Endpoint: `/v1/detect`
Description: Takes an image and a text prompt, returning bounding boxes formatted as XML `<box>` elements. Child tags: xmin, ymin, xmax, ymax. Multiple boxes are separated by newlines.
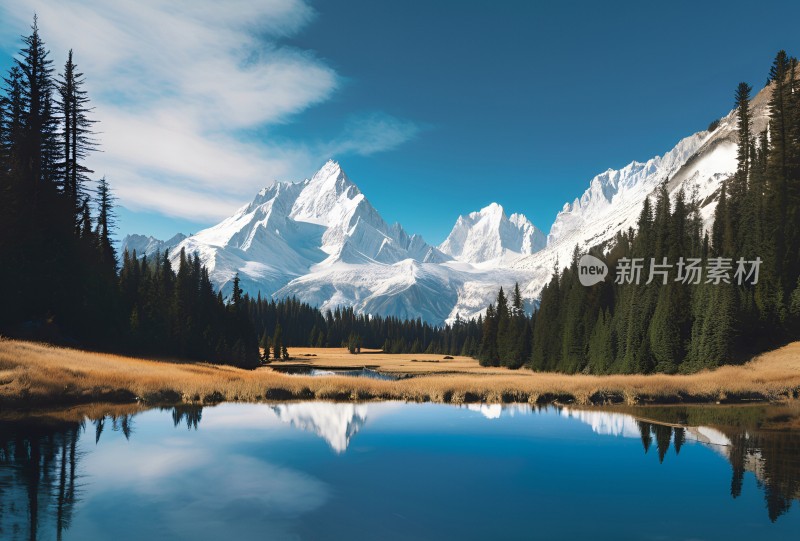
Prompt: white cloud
<box><xmin>0</xmin><ymin>0</ymin><xmax>420</xmax><ymax>222</ymax></box>
<box><xmin>327</xmin><ymin>111</ymin><xmax>423</xmax><ymax>157</ymax></box>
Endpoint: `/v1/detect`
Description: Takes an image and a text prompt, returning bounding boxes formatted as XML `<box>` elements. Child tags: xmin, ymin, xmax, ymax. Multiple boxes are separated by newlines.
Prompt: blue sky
<box><xmin>2</xmin><ymin>0</ymin><xmax>800</xmax><ymax>244</ymax></box>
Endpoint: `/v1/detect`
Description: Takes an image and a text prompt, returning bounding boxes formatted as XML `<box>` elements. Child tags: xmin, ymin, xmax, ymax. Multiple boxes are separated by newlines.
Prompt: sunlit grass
<box><xmin>1</xmin><ymin>338</ymin><xmax>799</xmax><ymax>407</ymax></box>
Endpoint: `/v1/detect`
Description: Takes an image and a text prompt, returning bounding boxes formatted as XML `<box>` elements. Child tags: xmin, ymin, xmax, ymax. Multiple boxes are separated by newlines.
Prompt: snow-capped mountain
<box><xmin>124</xmin><ymin>160</ymin><xmax>528</xmax><ymax>324</ymax></box>
<box><xmin>122</xmin><ymin>233</ymin><xmax>187</xmax><ymax>259</ymax></box>
<box><xmin>124</xmin><ymin>81</ymin><xmax>773</xmax><ymax>325</ymax></box>
<box><xmin>134</xmin><ymin>160</ymin><xmax>450</xmax><ymax>299</ymax></box>
<box><xmin>439</xmin><ymin>203</ymin><xmax>545</xmax><ymax>266</ymax></box>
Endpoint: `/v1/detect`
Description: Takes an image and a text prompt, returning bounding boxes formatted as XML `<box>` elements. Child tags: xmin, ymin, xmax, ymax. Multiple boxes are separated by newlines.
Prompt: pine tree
<box><xmin>273</xmin><ymin>323</ymin><xmax>283</xmax><ymax>361</ymax></box>
<box><xmin>587</xmin><ymin>309</ymin><xmax>613</xmax><ymax>373</ymax></box>
<box><xmin>231</xmin><ymin>274</ymin><xmax>243</xmax><ymax>309</ymax></box>
<box><xmin>15</xmin><ymin>15</ymin><xmax>57</xmax><ymax>187</ymax></box>
<box><xmin>57</xmin><ymin>49</ymin><xmax>96</xmax><ymax>224</ymax></box>
<box><xmin>711</xmin><ymin>182</ymin><xmax>733</xmax><ymax>256</ymax></box>
<box><xmin>498</xmin><ymin>282</ymin><xmax>528</xmax><ymax>368</ymax></box>
<box><xmin>729</xmin><ymin>82</ymin><xmax>753</xmax><ymax>251</ymax></box>
<box><xmin>734</xmin><ymin>82</ymin><xmax>753</xmax><ymax>188</ymax></box>
<box><xmin>262</xmin><ymin>337</ymin><xmax>272</xmax><ymax>363</ymax></box>
<box><xmin>495</xmin><ymin>287</ymin><xmax>510</xmax><ymax>366</ymax></box>
<box><xmin>479</xmin><ymin>304</ymin><xmax>498</xmax><ymax>365</ymax></box>
<box><xmin>635</xmin><ymin>196</ymin><xmax>653</xmax><ymax>250</ymax></box>
<box><xmin>530</xmin><ymin>270</ymin><xmax>561</xmax><ymax>371</ymax></box>
<box><xmin>555</xmin><ymin>267</ymin><xmax>582</xmax><ymax>372</ymax></box>
<box><xmin>766</xmin><ymin>51</ymin><xmax>793</xmax><ymax>292</ymax></box>
<box><xmin>511</xmin><ymin>282</ymin><xmax>523</xmax><ymax>316</ymax></box>
<box><xmin>1</xmin><ymin>66</ymin><xmax>25</xmax><ymax>164</ymax></box>
<box><xmin>95</xmin><ymin>176</ymin><xmax>116</xmax><ymax>273</ymax></box>
<box><xmin>0</xmin><ymin>72</ymin><xmax>18</xmax><ymax>173</ymax></box>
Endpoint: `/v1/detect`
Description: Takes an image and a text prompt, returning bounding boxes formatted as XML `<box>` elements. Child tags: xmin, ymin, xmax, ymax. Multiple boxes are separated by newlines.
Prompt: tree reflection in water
<box><xmin>0</xmin><ymin>418</ymin><xmax>81</xmax><ymax>541</ymax></box>
<box><xmin>0</xmin><ymin>406</ymin><xmax>175</xmax><ymax>540</ymax></box>
<box><xmin>166</xmin><ymin>405</ymin><xmax>203</xmax><ymax>430</ymax></box>
<box><xmin>633</xmin><ymin>418</ymin><xmax>800</xmax><ymax>522</ymax></box>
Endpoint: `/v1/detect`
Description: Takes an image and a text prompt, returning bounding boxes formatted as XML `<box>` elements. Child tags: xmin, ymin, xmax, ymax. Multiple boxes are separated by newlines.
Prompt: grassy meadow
<box><xmin>1</xmin><ymin>338</ymin><xmax>799</xmax><ymax>408</ymax></box>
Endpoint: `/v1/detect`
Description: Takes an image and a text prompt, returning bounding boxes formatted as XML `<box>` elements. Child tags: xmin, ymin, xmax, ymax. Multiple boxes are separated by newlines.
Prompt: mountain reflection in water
<box><xmin>0</xmin><ymin>402</ymin><xmax>798</xmax><ymax>541</ymax></box>
<box><xmin>269</xmin><ymin>402</ymin><xmax>369</xmax><ymax>453</ymax></box>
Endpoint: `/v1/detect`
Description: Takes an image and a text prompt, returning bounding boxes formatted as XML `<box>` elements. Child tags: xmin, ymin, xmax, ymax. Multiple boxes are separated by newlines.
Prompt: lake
<box><xmin>270</xmin><ymin>365</ymin><xmax>401</xmax><ymax>380</ymax></box>
<box><xmin>1</xmin><ymin>401</ymin><xmax>798</xmax><ymax>540</ymax></box>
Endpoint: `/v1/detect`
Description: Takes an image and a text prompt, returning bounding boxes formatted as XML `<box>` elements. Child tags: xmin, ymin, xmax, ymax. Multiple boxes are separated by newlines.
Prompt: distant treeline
<box><xmin>246</xmin><ymin>295</ymin><xmax>483</xmax><ymax>357</ymax></box>
<box><xmin>476</xmin><ymin>50</ymin><xmax>800</xmax><ymax>373</ymax></box>
<box><xmin>0</xmin><ymin>19</ymin><xmax>260</xmax><ymax>367</ymax></box>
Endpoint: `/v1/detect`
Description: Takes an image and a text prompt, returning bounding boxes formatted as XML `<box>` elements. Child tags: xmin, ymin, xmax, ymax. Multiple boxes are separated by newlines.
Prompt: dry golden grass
<box><xmin>285</xmin><ymin>347</ymin><xmax>526</xmax><ymax>374</ymax></box>
<box><xmin>1</xmin><ymin>338</ymin><xmax>799</xmax><ymax>408</ymax></box>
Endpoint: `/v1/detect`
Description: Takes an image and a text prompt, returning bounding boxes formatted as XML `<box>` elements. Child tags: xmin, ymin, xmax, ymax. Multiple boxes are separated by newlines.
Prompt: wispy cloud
<box><xmin>327</xmin><ymin>112</ymin><xmax>423</xmax><ymax>157</ymax></box>
<box><xmin>0</xmin><ymin>0</ymin><xmax>420</xmax><ymax>222</ymax></box>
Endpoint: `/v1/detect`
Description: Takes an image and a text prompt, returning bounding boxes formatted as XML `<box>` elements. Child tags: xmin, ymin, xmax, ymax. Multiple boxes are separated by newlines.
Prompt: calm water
<box><xmin>271</xmin><ymin>366</ymin><xmax>400</xmax><ymax>380</ymax></box>
<box><xmin>1</xmin><ymin>402</ymin><xmax>799</xmax><ymax>541</ymax></box>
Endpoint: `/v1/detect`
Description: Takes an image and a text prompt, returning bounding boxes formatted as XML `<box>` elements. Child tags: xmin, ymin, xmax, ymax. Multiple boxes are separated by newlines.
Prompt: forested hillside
<box><xmin>477</xmin><ymin>51</ymin><xmax>800</xmax><ymax>373</ymax></box>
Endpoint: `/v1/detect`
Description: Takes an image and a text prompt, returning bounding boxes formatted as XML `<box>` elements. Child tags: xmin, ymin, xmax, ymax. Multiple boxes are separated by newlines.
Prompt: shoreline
<box><xmin>5</xmin><ymin>399</ymin><xmax>800</xmax><ymax>439</ymax></box>
<box><xmin>1</xmin><ymin>339</ymin><xmax>799</xmax><ymax>410</ymax></box>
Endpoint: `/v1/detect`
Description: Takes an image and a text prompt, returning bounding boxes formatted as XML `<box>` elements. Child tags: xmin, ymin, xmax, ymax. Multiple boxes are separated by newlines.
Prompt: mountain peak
<box><xmin>310</xmin><ymin>159</ymin><xmax>350</xmax><ymax>186</ymax></box>
<box><xmin>439</xmin><ymin>204</ymin><xmax>545</xmax><ymax>265</ymax></box>
<box><xmin>317</xmin><ymin>159</ymin><xmax>340</xmax><ymax>175</ymax></box>
<box><xmin>290</xmin><ymin>160</ymin><xmax>362</xmax><ymax>227</ymax></box>
<box><xmin>478</xmin><ymin>202</ymin><xmax>504</xmax><ymax>217</ymax></box>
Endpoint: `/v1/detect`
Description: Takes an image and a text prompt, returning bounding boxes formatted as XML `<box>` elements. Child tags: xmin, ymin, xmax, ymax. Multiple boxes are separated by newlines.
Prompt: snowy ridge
<box><xmin>121</xmin><ymin>233</ymin><xmax>187</xmax><ymax>259</ymax></box>
<box><xmin>511</xmin><ymin>81</ymin><xmax>773</xmax><ymax>301</ymax></box>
